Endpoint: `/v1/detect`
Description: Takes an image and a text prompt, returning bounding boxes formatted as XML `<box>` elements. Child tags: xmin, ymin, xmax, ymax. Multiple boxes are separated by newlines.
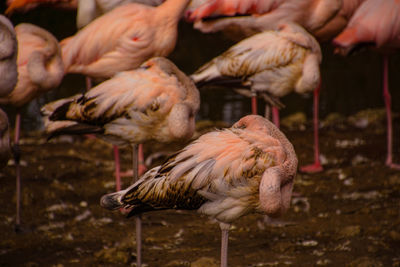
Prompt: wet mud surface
<box><xmin>1</xmin><ymin>111</ymin><xmax>400</xmax><ymax>267</ymax></box>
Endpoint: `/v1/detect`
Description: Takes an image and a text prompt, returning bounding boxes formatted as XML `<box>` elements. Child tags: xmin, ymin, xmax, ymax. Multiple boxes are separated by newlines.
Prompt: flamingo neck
<box><xmin>156</xmin><ymin>0</ymin><xmax>190</xmax><ymax>21</ymax></box>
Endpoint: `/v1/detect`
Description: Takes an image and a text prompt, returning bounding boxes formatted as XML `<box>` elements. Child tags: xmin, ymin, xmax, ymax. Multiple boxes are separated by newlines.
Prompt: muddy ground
<box><xmin>0</xmin><ymin>110</ymin><xmax>399</xmax><ymax>267</ymax></box>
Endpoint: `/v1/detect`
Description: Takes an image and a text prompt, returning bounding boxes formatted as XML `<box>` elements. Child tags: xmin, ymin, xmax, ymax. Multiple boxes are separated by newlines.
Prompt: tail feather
<box><xmin>100</xmin><ymin>191</ymin><xmax>124</xmax><ymax>210</ymax></box>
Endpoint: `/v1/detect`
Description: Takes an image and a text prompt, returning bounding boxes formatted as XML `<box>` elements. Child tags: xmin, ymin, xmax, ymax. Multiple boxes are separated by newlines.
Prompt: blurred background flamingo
<box><xmin>0</xmin><ymin>22</ymin><xmax>64</xmax><ymax>231</ymax></box>
<box><xmin>333</xmin><ymin>0</ymin><xmax>400</xmax><ymax>169</ymax></box>
<box><xmin>0</xmin><ymin>15</ymin><xmax>17</xmax><ymax>171</ymax></box>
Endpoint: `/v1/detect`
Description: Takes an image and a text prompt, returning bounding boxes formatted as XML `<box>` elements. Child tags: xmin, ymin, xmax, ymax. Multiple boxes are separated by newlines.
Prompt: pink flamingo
<box><xmin>186</xmin><ymin>0</ymin><xmax>342</xmax><ymax>41</ymax></box>
<box><xmin>41</xmin><ymin>57</ymin><xmax>200</xmax><ymax>266</ymax></box>
<box><xmin>61</xmin><ymin>0</ymin><xmax>190</xmax><ymax>80</ymax></box>
<box><xmin>100</xmin><ymin>114</ymin><xmax>298</xmax><ymax>267</ymax></box>
<box><xmin>0</xmin><ymin>23</ymin><xmax>64</xmax><ymax>231</ymax></box>
<box><xmin>0</xmin><ymin>14</ymin><xmax>17</xmax><ymax>201</ymax></box>
<box><xmin>186</xmin><ymin>0</ymin><xmax>368</xmax><ymax>173</ymax></box>
<box><xmin>191</xmin><ymin>22</ymin><xmax>323</xmax><ymax>172</ymax></box>
<box><xmin>0</xmin><ymin>15</ymin><xmax>18</xmax><ymax>98</ymax></box>
<box><xmin>60</xmin><ymin>0</ymin><xmax>190</xmax><ymax>215</ymax></box>
<box><xmin>333</xmin><ymin>0</ymin><xmax>400</xmax><ymax>170</ymax></box>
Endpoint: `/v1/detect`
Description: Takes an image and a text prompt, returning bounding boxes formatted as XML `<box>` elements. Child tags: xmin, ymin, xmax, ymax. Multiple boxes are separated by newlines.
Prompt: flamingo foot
<box><xmin>300</xmin><ymin>162</ymin><xmax>323</xmax><ymax>173</ymax></box>
<box><xmin>386</xmin><ymin>162</ymin><xmax>400</xmax><ymax>170</ymax></box>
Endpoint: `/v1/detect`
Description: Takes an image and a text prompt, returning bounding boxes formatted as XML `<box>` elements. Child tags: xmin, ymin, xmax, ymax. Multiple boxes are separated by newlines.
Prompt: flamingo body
<box><xmin>191</xmin><ymin>23</ymin><xmax>321</xmax><ymax>99</ymax></box>
<box><xmin>333</xmin><ymin>0</ymin><xmax>400</xmax><ymax>54</ymax></box>
<box><xmin>0</xmin><ymin>16</ymin><xmax>18</xmax><ymax>98</ymax></box>
<box><xmin>101</xmin><ymin>114</ymin><xmax>297</xmax><ymax>226</ymax></box>
<box><xmin>0</xmin><ymin>23</ymin><xmax>64</xmax><ymax>107</ymax></box>
<box><xmin>100</xmin><ymin>115</ymin><xmax>297</xmax><ymax>266</ymax></box>
<box><xmin>41</xmin><ymin>57</ymin><xmax>200</xmax><ymax>146</ymax></box>
<box><xmin>61</xmin><ymin>0</ymin><xmax>190</xmax><ymax>79</ymax></box>
<box><xmin>187</xmin><ymin>0</ymin><xmax>342</xmax><ymax>41</ymax></box>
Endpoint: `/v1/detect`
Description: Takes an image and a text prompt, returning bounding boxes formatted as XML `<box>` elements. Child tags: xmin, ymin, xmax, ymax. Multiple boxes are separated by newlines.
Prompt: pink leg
<box><xmin>138</xmin><ymin>144</ymin><xmax>147</xmax><ymax>176</ymax></box>
<box><xmin>383</xmin><ymin>56</ymin><xmax>400</xmax><ymax>170</ymax></box>
<box><xmin>120</xmin><ymin>144</ymin><xmax>147</xmax><ymax>177</ymax></box>
<box><xmin>300</xmin><ymin>83</ymin><xmax>323</xmax><ymax>173</ymax></box>
<box><xmin>251</xmin><ymin>94</ymin><xmax>257</xmax><ymax>115</ymax></box>
<box><xmin>113</xmin><ymin>145</ymin><xmax>121</xmax><ymax>191</ymax></box>
<box><xmin>85</xmin><ymin>76</ymin><xmax>92</xmax><ymax>91</ymax></box>
<box><xmin>14</xmin><ymin>113</ymin><xmax>21</xmax><ymax>232</ymax></box>
<box><xmin>272</xmin><ymin>107</ymin><xmax>280</xmax><ymax>128</ymax></box>
<box><xmin>219</xmin><ymin>223</ymin><xmax>230</xmax><ymax>267</ymax></box>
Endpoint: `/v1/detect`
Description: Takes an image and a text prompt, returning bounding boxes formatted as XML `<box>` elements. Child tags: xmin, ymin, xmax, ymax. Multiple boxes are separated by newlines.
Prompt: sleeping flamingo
<box><xmin>0</xmin><ymin>15</ymin><xmax>18</xmax><ymax>98</ymax></box>
<box><xmin>0</xmin><ymin>23</ymin><xmax>64</xmax><ymax>231</ymax></box>
<box><xmin>191</xmin><ymin>22</ymin><xmax>323</xmax><ymax>172</ymax></box>
<box><xmin>61</xmin><ymin>0</ymin><xmax>191</xmax><ymax>205</ymax></box>
<box><xmin>100</xmin><ymin>114</ymin><xmax>298</xmax><ymax>267</ymax></box>
<box><xmin>333</xmin><ymin>0</ymin><xmax>400</xmax><ymax>169</ymax></box>
<box><xmin>41</xmin><ymin>57</ymin><xmax>200</xmax><ymax>267</ymax></box>
<box><xmin>0</xmin><ymin>16</ymin><xmax>17</xmax><ymax>171</ymax></box>
<box><xmin>61</xmin><ymin>0</ymin><xmax>190</xmax><ymax>80</ymax></box>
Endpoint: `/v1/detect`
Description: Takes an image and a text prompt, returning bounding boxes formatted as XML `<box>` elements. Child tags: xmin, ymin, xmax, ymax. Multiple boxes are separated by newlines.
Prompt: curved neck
<box><xmin>156</xmin><ymin>0</ymin><xmax>190</xmax><ymax>21</ymax></box>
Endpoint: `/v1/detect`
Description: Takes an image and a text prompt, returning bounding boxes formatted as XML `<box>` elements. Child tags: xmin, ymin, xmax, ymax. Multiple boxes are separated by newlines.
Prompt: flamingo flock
<box><xmin>1</xmin><ymin>0</ymin><xmax>399</xmax><ymax>266</ymax></box>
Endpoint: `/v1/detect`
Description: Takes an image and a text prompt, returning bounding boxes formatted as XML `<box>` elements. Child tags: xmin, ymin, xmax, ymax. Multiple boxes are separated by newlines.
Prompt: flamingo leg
<box><xmin>113</xmin><ymin>145</ymin><xmax>121</xmax><ymax>191</ymax></box>
<box><xmin>219</xmin><ymin>222</ymin><xmax>230</xmax><ymax>267</ymax></box>
<box><xmin>85</xmin><ymin>76</ymin><xmax>92</xmax><ymax>91</ymax></box>
<box><xmin>131</xmin><ymin>144</ymin><xmax>142</xmax><ymax>267</ymax></box>
<box><xmin>251</xmin><ymin>91</ymin><xmax>257</xmax><ymax>115</ymax></box>
<box><xmin>383</xmin><ymin>56</ymin><xmax>400</xmax><ymax>170</ymax></box>
<box><xmin>272</xmin><ymin>107</ymin><xmax>280</xmax><ymax>128</ymax></box>
<box><xmin>14</xmin><ymin>113</ymin><xmax>21</xmax><ymax>232</ymax></box>
<box><xmin>300</xmin><ymin>82</ymin><xmax>323</xmax><ymax>173</ymax></box>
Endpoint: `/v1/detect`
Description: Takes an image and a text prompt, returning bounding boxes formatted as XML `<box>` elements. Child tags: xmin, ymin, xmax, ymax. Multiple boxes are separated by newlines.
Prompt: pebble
<box><xmin>338</xmin><ymin>225</ymin><xmax>361</xmax><ymax>238</ymax></box>
<box><xmin>191</xmin><ymin>257</ymin><xmax>219</xmax><ymax>267</ymax></box>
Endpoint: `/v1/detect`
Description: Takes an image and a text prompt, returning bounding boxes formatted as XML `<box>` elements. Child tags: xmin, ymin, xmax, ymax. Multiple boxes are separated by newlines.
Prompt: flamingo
<box><xmin>61</xmin><ymin>0</ymin><xmax>190</xmax><ymax>80</ymax></box>
<box><xmin>186</xmin><ymin>0</ymin><xmax>368</xmax><ymax>173</ymax></box>
<box><xmin>41</xmin><ymin>57</ymin><xmax>200</xmax><ymax>266</ymax></box>
<box><xmin>191</xmin><ymin>22</ymin><xmax>323</xmax><ymax>172</ymax></box>
<box><xmin>0</xmin><ymin>23</ymin><xmax>64</xmax><ymax>232</ymax></box>
<box><xmin>0</xmin><ymin>15</ymin><xmax>18</xmax><ymax>98</ymax></box>
<box><xmin>61</xmin><ymin>0</ymin><xmax>190</xmax><ymax>201</ymax></box>
<box><xmin>76</xmin><ymin>0</ymin><xmax>164</xmax><ymax>29</ymax></box>
<box><xmin>186</xmin><ymin>0</ymin><xmax>342</xmax><ymax>41</ymax></box>
<box><xmin>100</xmin><ymin>114</ymin><xmax>298</xmax><ymax>267</ymax></box>
<box><xmin>5</xmin><ymin>0</ymin><xmax>78</xmax><ymax>15</ymax></box>
<box><xmin>333</xmin><ymin>0</ymin><xmax>400</xmax><ymax>170</ymax></box>
<box><xmin>0</xmin><ymin>14</ymin><xmax>17</xmax><ymax>212</ymax></box>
